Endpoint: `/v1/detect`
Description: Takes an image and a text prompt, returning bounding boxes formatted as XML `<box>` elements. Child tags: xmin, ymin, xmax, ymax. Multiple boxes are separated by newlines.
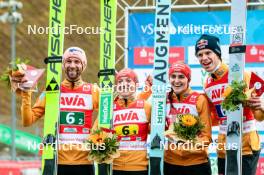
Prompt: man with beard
<box><xmin>11</xmin><ymin>47</ymin><xmax>99</xmax><ymax>175</ymax></box>
<box><xmin>195</xmin><ymin>34</ymin><xmax>264</xmax><ymax>175</ymax></box>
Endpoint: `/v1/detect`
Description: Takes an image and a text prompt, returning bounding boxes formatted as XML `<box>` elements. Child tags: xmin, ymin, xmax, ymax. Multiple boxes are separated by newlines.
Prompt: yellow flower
<box><xmin>222</xmin><ymin>86</ymin><xmax>233</xmax><ymax>98</ymax></box>
<box><xmin>181</xmin><ymin>114</ymin><xmax>197</xmax><ymax>127</ymax></box>
<box><xmin>245</xmin><ymin>87</ymin><xmax>256</xmax><ymax>100</ymax></box>
<box><xmin>89</xmin><ymin>131</ymin><xmax>107</xmax><ymax>144</ymax></box>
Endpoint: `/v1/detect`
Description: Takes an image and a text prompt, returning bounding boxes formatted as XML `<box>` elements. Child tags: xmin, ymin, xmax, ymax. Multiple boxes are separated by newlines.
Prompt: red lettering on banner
<box><xmin>134</xmin><ymin>47</ymin><xmax>184</xmax><ymax>65</ymax></box>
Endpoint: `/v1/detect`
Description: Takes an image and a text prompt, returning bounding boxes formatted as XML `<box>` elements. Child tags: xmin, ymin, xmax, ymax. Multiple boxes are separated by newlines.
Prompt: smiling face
<box><xmin>64</xmin><ymin>57</ymin><xmax>83</xmax><ymax>81</ymax></box>
<box><xmin>116</xmin><ymin>76</ymin><xmax>137</xmax><ymax>98</ymax></box>
<box><xmin>169</xmin><ymin>72</ymin><xmax>189</xmax><ymax>95</ymax></box>
<box><xmin>196</xmin><ymin>49</ymin><xmax>221</xmax><ymax>73</ymax></box>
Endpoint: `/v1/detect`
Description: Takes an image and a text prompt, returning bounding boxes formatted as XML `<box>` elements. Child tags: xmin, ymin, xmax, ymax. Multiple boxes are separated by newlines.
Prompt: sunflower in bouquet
<box><xmin>221</xmin><ymin>80</ymin><xmax>255</xmax><ymax>112</ymax></box>
<box><xmin>170</xmin><ymin>114</ymin><xmax>204</xmax><ymax>142</ymax></box>
<box><xmin>86</xmin><ymin>128</ymin><xmax>120</xmax><ymax>164</ymax></box>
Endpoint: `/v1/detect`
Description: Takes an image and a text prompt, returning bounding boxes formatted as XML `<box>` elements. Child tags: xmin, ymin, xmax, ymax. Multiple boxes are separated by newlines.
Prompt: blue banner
<box><xmin>128</xmin><ymin>10</ymin><xmax>264</xmax><ymax>69</ymax></box>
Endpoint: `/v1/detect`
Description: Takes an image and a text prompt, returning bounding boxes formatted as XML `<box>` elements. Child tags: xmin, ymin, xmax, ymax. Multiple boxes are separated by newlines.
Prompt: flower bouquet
<box><xmin>87</xmin><ymin>128</ymin><xmax>119</xmax><ymax>175</ymax></box>
<box><xmin>87</xmin><ymin>128</ymin><xmax>120</xmax><ymax>164</ymax></box>
<box><xmin>0</xmin><ymin>58</ymin><xmax>29</xmax><ymax>89</ymax></box>
<box><xmin>165</xmin><ymin>114</ymin><xmax>204</xmax><ymax>143</ymax></box>
<box><xmin>0</xmin><ymin>58</ymin><xmax>44</xmax><ymax>92</ymax></box>
<box><xmin>222</xmin><ymin>80</ymin><xmax>255</xmax><ymax>111</ymax></box>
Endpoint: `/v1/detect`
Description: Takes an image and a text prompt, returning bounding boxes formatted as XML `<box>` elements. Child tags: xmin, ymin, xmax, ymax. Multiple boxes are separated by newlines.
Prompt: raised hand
<box><xmin>247</xmin><ymin>96</ymin><xmax>264</xmax><ymax>111</ymax></box>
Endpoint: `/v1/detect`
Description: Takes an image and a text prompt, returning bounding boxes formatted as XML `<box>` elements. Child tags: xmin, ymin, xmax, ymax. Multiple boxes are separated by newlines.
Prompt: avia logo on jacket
<box><xmin>173</xmin><ymin>105</ymin><xmax>190</xmax><ymax>114</ymax></box>
<box><xmin>211</xmin><ymin>85</ymin><xmax>225</xmax><ymax>100</ymax></box>
<box><xmin>114</xmin><ymin>110</ymin><xmax>139</xmax><ymax>123</ymax></box>
<box><xmin>61</xmin><ymin>95</ymin><xmax>85</xmax><ymax>106</ymax></box>
<box><xmin>205</xmin><ymin>84</ymin><xmax>227</xmax><ymax>103</ymax></box>
<box><xmin>60</xmin><ymin>93</ymin><xmax>92</xmax><ymax>109</ymax></box>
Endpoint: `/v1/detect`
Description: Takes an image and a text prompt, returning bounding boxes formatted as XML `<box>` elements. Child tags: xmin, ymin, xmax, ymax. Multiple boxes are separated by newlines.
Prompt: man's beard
<box><xmin>66</xmin><ymin>69</ymin><xmax>81</xmax><ymax>81</ymax></box>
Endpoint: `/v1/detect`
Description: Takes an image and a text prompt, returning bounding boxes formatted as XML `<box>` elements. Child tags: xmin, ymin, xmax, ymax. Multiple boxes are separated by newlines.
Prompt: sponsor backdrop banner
<box><xmin>127</xmin><ymin>10</ymin><xmax>264</xmax><ymax>175</ymax></box>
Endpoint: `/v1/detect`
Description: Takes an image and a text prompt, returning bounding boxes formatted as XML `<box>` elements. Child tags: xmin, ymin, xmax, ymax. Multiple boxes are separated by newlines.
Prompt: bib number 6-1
<box><xmin>115</xmin><ymin>124</ymin><xmax>139</xmax><ymax>136</ymax></box>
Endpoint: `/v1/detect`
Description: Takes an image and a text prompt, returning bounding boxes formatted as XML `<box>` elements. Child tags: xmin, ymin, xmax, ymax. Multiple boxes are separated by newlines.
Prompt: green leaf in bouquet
<box><xmin>173</xmin><ymin>114</ymin><xmax>204</xmax><ymax>141</ymax></box>
<box><xmin>10</xmin><ymin>58</ymin><xmax>30</xmax><ymax>70</ymax></box>
<box><xmin>0</xmin><ymin>67</ymin><xmax>11</xmax><ymax>86</ymax></box>
<box><xmin>0</xmin><ymin>73</ymin><xmax>10</xmax><ymax>84</ymax></box>
<box><xmin>221</xmin><ymin>80</ymin><xmax>247</xmax><ymax>111</ymax></box>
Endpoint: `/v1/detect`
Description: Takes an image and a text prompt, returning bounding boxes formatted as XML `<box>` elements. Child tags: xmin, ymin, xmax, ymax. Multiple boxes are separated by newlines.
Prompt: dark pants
<box><xmin>164</xmin><ymin>161</ymin><xmax>212</xmax><ymax>175</ymax></box>
<box><xmin>113</xmin><ymin>170</ymin><xmax>148</xmax><ymax>175</ymax></box>
<box><xmin>218</xmin><ymin>150</ymin><xmax>260</xmax><ymax>175</ymax></box>
<box><xmin>57</xmin><ymin>164</ymin><xmax>94</xmax><ymax>175</ymax></box>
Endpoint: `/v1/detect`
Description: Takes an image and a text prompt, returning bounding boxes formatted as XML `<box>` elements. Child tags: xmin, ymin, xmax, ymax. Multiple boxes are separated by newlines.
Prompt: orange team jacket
<box><xmin>20</xmin><ymin>79</ymin><xmax>99</xmax><ymax>165</ymax></box>
<box><xmin>204</xmin><ymin>63</ymin><xmax>264</xmax><ymax>158</ymax></box>
<box><xmin>138</xmin><ymin>89</ymin><xmax>212</xmax><ymax>166</ymax></box>
<box><xmin>92</xmin><ymin>97</ymin><xmax>151</xmax><ymax>171</ymax></box>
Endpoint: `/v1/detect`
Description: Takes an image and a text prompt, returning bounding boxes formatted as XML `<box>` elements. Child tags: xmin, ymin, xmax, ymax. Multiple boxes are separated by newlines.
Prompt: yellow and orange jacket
<box><xmin>204</xmin><ymin>63</ymin><xmax>264</xmax><ymax>158</ymax></box>
<box><xmin>138</xmin><ymin>89</ymin><xmax>212</xmax><ymax>166</ymax></box>
<box><xmin>20</xmin><ymin>79</ymin><xmax>99</xmax><ymax>165</ymax></box>
<box><xmin>93</xmin><ymin>96</ymin><xmax>151</xmax><ymax>171</ymax></box>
